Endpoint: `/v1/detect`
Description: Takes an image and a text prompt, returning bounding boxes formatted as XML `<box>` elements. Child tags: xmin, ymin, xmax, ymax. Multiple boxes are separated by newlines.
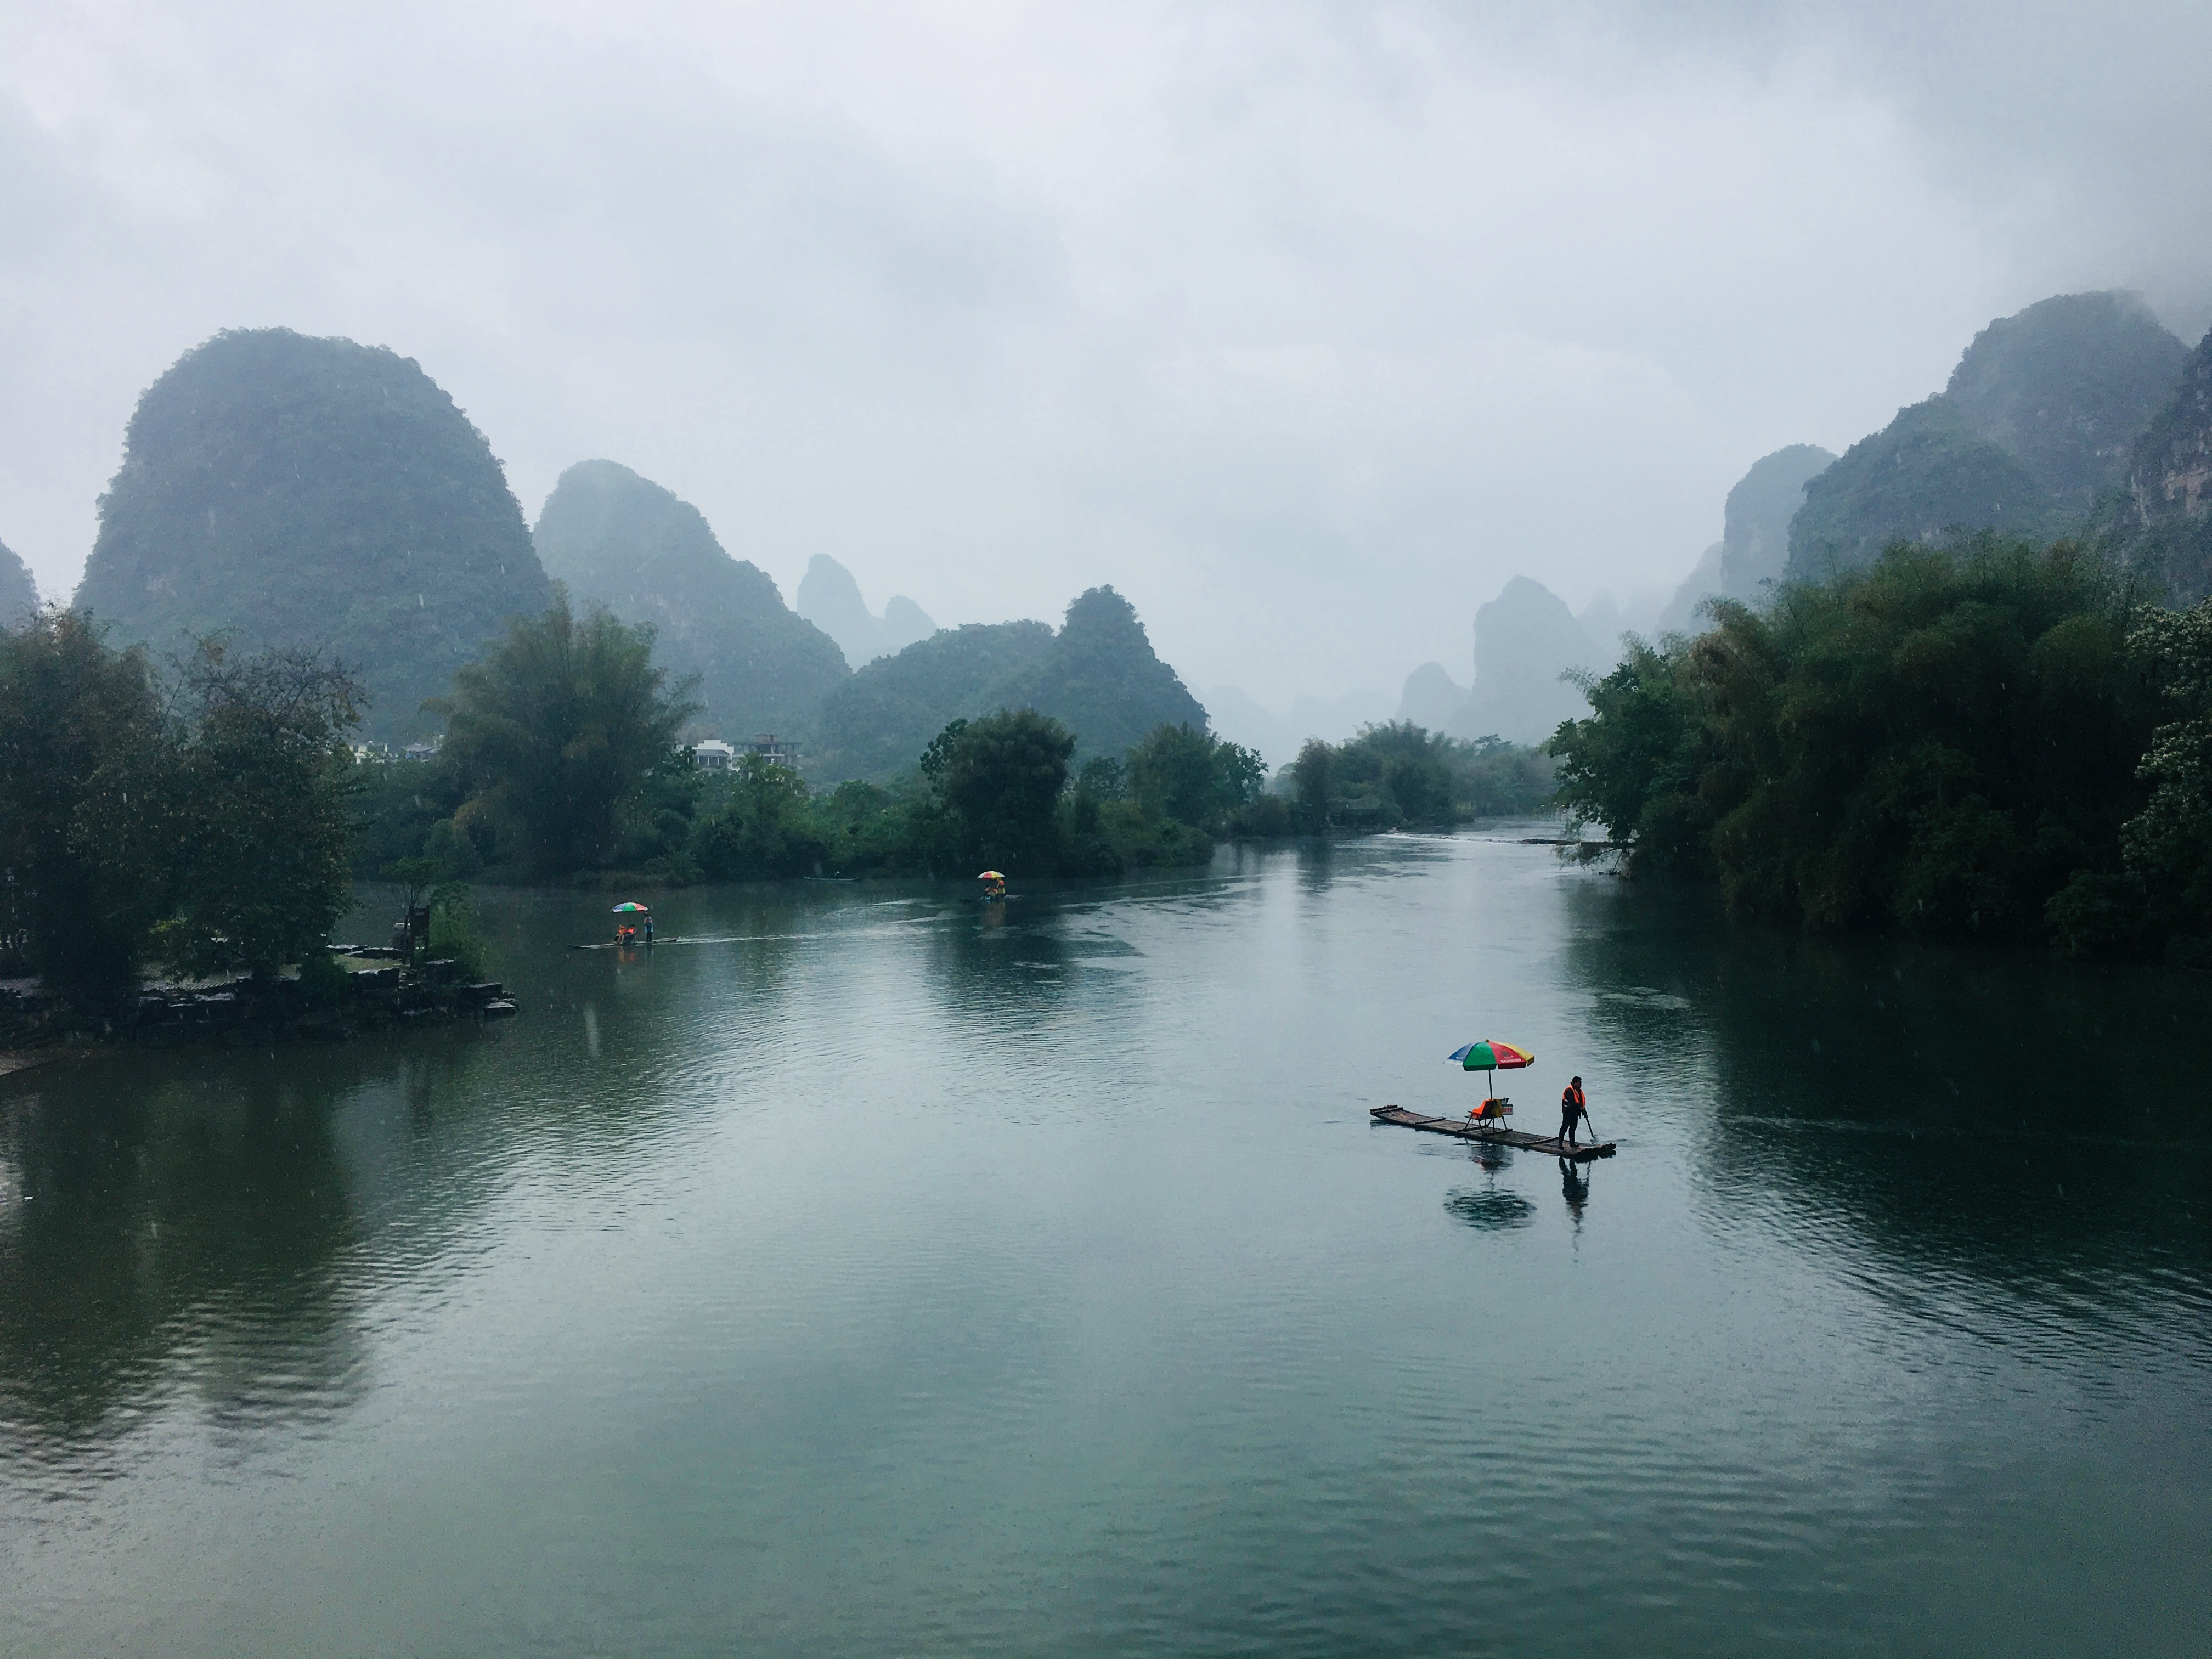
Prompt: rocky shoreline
<box><xmin>0</xmin><ymin>951</ymin><xmax>517</xmax><ymax>1057</ymax></box>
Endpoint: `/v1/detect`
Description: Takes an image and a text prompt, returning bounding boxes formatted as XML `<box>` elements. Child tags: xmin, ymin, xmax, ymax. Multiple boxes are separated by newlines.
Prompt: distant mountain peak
<box><xmin>1453</xmin><ymin>576</ymin><xmax>1600</xmax><ymax>746</ymax></box>
<box><xmin>534</xmin><ymin>460</ymin><xmax>846</xmax><ymax>736</ymax></box>
<box><xmin>1396</xmin><ymin>661</ymin><xmax>1470</xmax><ymax>731</ymax></box>
<box><xmin>796</xmin><ymin>554</ymin><xmax>935</xmax><ymax>667</ymax></box>
<box><xmin>1719</xmin><ymin>445</ymin><xmax>1835</xmax><ymax>599</ymax></box>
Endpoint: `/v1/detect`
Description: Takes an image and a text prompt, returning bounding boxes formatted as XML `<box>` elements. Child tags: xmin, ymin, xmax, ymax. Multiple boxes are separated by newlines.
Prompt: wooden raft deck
<box><xmin>1370</xmin><ymin>1104</ymin><xmax>1616</xmax><ymax>1161</ymax></box>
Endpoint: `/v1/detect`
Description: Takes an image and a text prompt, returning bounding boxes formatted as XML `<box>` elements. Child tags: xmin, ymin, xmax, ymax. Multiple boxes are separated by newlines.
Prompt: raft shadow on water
<box><xmin>1443</xmin><ymin>1187</ymin><xmax>1537</xmax><ymax>1230</ymax></box>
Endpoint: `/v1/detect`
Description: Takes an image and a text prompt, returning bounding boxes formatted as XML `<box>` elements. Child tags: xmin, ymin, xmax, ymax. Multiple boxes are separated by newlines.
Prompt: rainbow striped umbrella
<box><xmin>1448</xmin><ymin>1039</ymin><xmax>1533</xmax><ymax>1072</ymax></box>
<box><xmin>1449</xmin><ymin>1038</ymin><xmax>1534</xmax><ymax>1110</ymax></box>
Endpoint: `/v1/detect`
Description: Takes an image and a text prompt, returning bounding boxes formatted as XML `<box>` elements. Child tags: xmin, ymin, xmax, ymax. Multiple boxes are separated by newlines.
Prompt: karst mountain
<box><xmin>74</xmin><ymin>328</ymin><xmax>550</xmax><ymax>733</ymax></box>
<box><xmin>532</xmin><ymin>460</ymin><xmax>848</xmax><ymax>740</ymax></box>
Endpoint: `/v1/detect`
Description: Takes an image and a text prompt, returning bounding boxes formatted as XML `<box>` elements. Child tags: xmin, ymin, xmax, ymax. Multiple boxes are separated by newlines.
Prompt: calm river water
<box><xmin>3</xmin><ymin>831</ymin><xmax>2209</xmax><ymax>1656</ymax></box>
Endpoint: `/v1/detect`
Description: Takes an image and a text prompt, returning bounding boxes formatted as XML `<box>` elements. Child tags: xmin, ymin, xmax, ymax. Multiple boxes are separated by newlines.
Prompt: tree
<box><xmin>155</xmin><ymin>641</ymin><xmax>366</xmax><ymax>979</ymax></box>
<box><xmin>941</xmin><ymin>708</ymin><xmax>1075</xmax><ymax>872</ymax></box>
<box><xmin>1289</xmin><ymin>739</ymin><xmax>1334</xmax><ymax>832</ymax></box>
<box><xmin>0</xmin><ymin>609</ymin><xmax>170</xmax><ymax>992</ymax></box>
<box><xmin>1214</xmin><ymin>740</ymin><xmax>1268</xmax><ymax>812</ymax></box>
<box><xmin>435</xmin><ymin>587</ymin><xmax>698</xmax><ymax>878</ymax></box>
<box><xmin>1548</xmin><ymin>641</ymin><xmax>1711</xmax><ymax>876</ymax></box>
<box><xmin>1127</xmin><ymin>723</ymin><xmax>1267</xmax><ymax>828</ymax></box>
<box><xmin>1332</xmin><ymin>721</ymin><xmax>1457</xmax><ymax>827</ymax></box>
<box><xmin>1129</xmin><ymin>723</ymin><xmax>1220</xmax><ymax>825</ymax></box>
<box><xmin>692</xmin><ymin>753</ymin><xmax>827</xmax><ymax>880</ymax></box>
<box><xmin>1555</xmin><ymin>535</ymin><xmax>2160</xmax><ymax>940</ymax></box>
<box><xmin>2051</xmin><ymin>597</ymin><xmax>2212</xmax><ymax>957</ymax></box>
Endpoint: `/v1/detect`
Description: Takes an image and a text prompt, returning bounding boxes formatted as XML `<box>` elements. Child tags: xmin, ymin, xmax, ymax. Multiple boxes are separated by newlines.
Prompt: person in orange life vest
<box><xmin>1559</xmin><ymin>1077</ymin><xmax>1588</xmax><ymax>1147</ymax></box>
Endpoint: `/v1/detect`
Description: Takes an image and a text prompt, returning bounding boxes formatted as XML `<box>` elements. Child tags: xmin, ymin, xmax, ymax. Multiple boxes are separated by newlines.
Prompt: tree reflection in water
<box><xmin>1558</xmin><ymin>876</ymin><xmax>2212</xmax><ymax>1365</ymax></box>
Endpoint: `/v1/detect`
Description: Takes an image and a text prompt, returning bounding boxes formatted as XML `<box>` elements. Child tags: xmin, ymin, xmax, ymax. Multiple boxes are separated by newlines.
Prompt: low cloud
<box><xmin>2</xmin><ymin>1</ymin><xmax>2207</xmax><ymax>702</ymax></box>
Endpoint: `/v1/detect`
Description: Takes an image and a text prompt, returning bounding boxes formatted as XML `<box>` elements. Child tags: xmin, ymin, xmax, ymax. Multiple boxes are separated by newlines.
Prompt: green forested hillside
<box><xmin>1001</xmin><ymin>586</ymin><xmax>1208</xmax><ymax>763</ymax></box>
<box><xmin>1944</xmin><ymin>291</ymin><xmax>2187</xmax><ymax>510</ymax></box>
<box><xmin>531</xmin><ymin>460</ymin><xmax>849</xmax><ymax>738</ymax></box>
<box><xmin>1788</xmin><ymin>400</ymin><xmax>2059</xmax><ymax>577</ymax></box>
<box><xmin>0</xmin><ymin>537</ymin><xmax>35</xmax><ymax>626</ymax></box>
<box><xmin>1787</xmin><ymin>292</ymin><xmax>2188</xmax><ymax>579</ymax></box>
<box><xmin>810</xmin><ymin>620</ymin><xmax>1056</xmax><ymax>778</ymax></box>
<box><xmin>809</xmin><ymin>585</ymin><xmax>1209</xmax><ymax>780</ymax></box>
<box><xmin>74</xmin><ymin>328</ymin><xmax>550</xmax><ymax>735</ymax></box>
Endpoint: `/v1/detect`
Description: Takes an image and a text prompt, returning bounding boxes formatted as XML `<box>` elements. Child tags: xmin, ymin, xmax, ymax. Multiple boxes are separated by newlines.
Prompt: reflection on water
<box><xmin>1559</xmin><ymin>877</ymin><xmax>2212</xmax><ymax>1373</ymax></box>
<box><xmin>0</xmin><ymin>1052</ymin><xmax>368</xmax><ymax>1456</ymax></box>
<box><xmin>3</xmin><ymin>837</ymin><xmax>2209</xmax><ymax>1658</ymax></box>
<box><xmin>1559</xmin><ymin>1155</ymin><xmax>1592</xmax><ymax>1226</ymax></box>
<box><xmin>1443</xmin><ymin>1184</ymin><xmax>1537</xmax><ymax>1230</ymax></box>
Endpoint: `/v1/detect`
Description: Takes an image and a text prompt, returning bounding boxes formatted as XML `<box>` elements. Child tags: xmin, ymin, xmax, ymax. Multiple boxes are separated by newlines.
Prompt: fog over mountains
<box><xmin>10</xmin><ymin>5</ymin><xmax>2212</xmax><ymax>713</ymax></box>
<box><xmin>796</xmin><ymin>556</ymin><xmax>936</xmax><ymax>670</ymax></box>
<box><xmin>27</xmin><ymin>274</ymin><xmax>2212</xmax><ymax>772</ymax></box>
<box><xmin>1338</xmin><ymin>290</ymin><xmax>2212</xmax><ymax>754</ymax></box>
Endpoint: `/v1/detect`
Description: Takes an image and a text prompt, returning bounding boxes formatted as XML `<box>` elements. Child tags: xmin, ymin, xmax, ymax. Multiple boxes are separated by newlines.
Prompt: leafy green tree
<box><xmin>1548</xmin><ymin>642</ymin><xmax>1712</xmax><ymax>875</ymax></box>
<box><xmin>1129</xmin><ymin>723</ymin><xmax>1219</xmax><ymax>825</ymax></box>
<box><xmin>1332</xmin><ymin>721</ymin><xmax>1459</xmax><ymax>828</ymax></box>
<box><xmin>1289</xmin><ymin>738</ymin><xmax>1334</xmax><ymax>832</ymax></box>
<box><xmin>941</xmin><ymin>709</ymin><xmax>1075</xmax><ymax>873</ymax></box>
<box><xmin>1128</xmin><ymin>723</ymin><xmax>1267</xmax><ymax>828</ymax></box>
<box><xmin>918</xmin><ymin>718</ymin><xmax>970</xmax><ymax>787</ymax></box>
<box><xmin>155</xmin><ymin>642</ymin><xmax>366</xmax><ymax>979</ymax></box>
<box><xmin>1559</xmin><ymin>535</ymin><xmax>2160</xmax><ymax>941</ymax></box>
<box><xmin>0</xmin><ymin>610</ymin><xmax>170</xmax><ymax>992</ymax></box>
<box><xmin>1214</xmin><ymin>740</ymin><xmax>1268</xmax><ymax>812</ymax></box>
<box><xmin>614</xmin><ymin>746</ymin><xmax>706</xmax><ymax>876</ymax></box>
<box><xmin>435</xmin><ymin>587</ymin><xmax>698</xmax><ymax>878</ymax></box>
<box><xmin>2121</xmin><ymin>600</ymin><xmax>2212</xmax><ymax>931</ymax></box>
<box><xmin>692</xmin><ymin>754</ymin><xmax>828</xmax><ymax>880</ymax></box>
<box><xmin>1076</xmin><ymin>755</ymin><xmax>1126</xmax><ymax>800</ymax></box>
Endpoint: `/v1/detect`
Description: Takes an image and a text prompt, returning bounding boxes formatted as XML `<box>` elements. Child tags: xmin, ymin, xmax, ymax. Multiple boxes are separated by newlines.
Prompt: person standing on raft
<box><xmin>1559</xmin><ymin>1077</ymin><xmax>1589</xmax><ymax>1147</ymax></box>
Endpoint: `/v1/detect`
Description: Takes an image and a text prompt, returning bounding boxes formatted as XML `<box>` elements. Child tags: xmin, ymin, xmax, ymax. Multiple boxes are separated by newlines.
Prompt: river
<box><xmin>3</xmin><ymin>830</ymin><xmax>2208</xmax><ymax>1656</ymax></box>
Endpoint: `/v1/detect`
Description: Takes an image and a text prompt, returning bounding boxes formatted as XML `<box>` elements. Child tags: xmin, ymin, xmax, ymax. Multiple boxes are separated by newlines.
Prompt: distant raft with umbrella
<box><xmin>977</xmin><ymin>870</ymin><xmax>1007</xmax><ymax>901</ymax></box>
<box><xmin>1368</xmin><ymin>1036</ymin><xmax>1616</xmax><ymax>1160</ymax></box>
<box><xmin>612</xmin><ymin>901</ymin><xmax>653</xmax><ymax>946</ymax></box>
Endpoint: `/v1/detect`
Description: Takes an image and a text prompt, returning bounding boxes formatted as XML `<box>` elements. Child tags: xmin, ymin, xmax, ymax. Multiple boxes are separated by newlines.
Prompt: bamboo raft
<box><xmin>1369</xmin><ymin>1103</ymin><xmax>1616</xmax><ymax>1161</ymax></box>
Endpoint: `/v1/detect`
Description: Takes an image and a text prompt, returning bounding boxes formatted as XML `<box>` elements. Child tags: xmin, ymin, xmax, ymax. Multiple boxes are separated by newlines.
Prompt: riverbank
<box><xmin>0</xmin><ymin>953</ymin><xmax>517</xmax><ymax>1057</ymax></box>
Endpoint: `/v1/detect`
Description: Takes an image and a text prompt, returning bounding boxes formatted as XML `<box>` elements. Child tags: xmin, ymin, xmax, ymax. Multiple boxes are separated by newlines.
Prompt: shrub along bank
<box><xmin>1284</xmin><ymin>722</ymin><xmax>1556</xmax><ymax>833</ymax></box>
<box><xmin>1545</xmin><ymin>533</ymin><xmax>2212</xmax><ymax>962</ymax></box>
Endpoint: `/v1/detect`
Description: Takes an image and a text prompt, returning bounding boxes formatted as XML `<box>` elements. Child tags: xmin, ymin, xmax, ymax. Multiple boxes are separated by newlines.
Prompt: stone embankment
<box><xmin>0</xmin><ymin>951</ymin><xmax>517</xmax><ymax>1054</ymax></box>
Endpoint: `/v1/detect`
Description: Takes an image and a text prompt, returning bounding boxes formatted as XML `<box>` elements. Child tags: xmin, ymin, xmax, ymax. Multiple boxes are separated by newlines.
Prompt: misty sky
<box><xmin>5</xmin><ymin>2</ymin><xmax>2210</xmax><ymax>707</ymax></box>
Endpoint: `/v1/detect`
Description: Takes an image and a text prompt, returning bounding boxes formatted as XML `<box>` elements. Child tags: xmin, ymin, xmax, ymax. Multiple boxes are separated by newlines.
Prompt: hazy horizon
<box><xmin>5</xmin><ymin>2</ymin><xmax>2210</xmax><ymax>705</ymax></box>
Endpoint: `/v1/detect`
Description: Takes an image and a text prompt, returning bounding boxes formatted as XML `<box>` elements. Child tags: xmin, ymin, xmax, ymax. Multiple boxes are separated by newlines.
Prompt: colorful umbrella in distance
<box><xmin>977</xmin><ymin>871</ymin><xmax>1005</xmax><ymax>881</ymax></box>
<box><xmin>612</xmin><ymin>902</ymin><xmax>649</xmax><ymax>913</ymax></box>
<box><xmin>1448</xmin><ymin>1040</ymin><xmax>1533</xmax><ymax>1070</ymax></box>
